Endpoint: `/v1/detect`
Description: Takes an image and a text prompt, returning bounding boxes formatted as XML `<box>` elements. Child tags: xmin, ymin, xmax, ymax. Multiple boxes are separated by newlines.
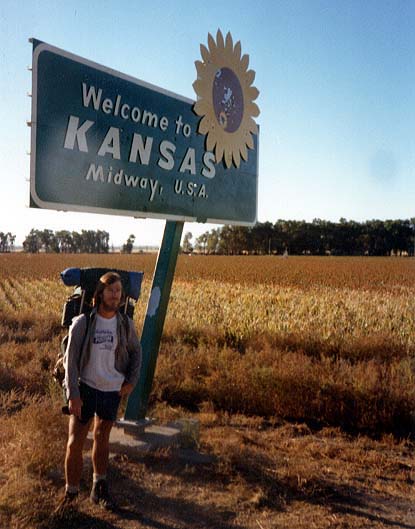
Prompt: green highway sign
<box><xmin>30</xmin><ymin>40</ymin><xmax>258</xmax><ymax>225</ymax></box>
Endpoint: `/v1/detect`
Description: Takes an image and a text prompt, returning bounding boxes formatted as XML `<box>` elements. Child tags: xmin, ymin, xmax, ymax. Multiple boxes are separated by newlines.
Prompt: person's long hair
<box><xmin>92</xmin><ymin>271</ymin><xmax>125</xmax><ymax>308</ymax></box>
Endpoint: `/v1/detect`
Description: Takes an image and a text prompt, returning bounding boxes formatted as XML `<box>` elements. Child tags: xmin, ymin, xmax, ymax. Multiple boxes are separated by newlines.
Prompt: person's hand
<box><xmin>68</xmin><ymin>397</ymin><xmax>83</xmax><ymax>418</ymax></box>
<box><xmin>119</xmin><ymin>382</ymin><xmax>134</xmax><ymax>397</ymax></box>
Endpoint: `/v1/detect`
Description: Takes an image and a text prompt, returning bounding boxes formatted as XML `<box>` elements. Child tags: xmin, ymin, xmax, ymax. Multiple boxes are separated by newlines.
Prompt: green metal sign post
<box><xmin>124</xmin><ymin>220</ymin><xmax>184</xmax><ymax>420</ymax></box>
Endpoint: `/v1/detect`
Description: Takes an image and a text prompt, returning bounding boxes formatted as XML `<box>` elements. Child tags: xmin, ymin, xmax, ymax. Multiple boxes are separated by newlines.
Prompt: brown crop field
<box><xmin>0</xmin><ymin>254</ymin><xmax>414</xmax><ymax>528</ymax></box>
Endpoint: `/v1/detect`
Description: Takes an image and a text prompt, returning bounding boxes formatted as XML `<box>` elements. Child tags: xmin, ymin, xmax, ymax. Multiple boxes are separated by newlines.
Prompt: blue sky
<box><xmin>0</xmin><ymin>0</ymin><xmax>414</xmax><ymax>246</ymax></box>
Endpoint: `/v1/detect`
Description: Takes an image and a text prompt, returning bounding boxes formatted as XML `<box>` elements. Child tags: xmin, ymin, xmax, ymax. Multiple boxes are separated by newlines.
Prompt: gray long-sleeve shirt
<box><xmin>64</xmin><ymin>309</ymin><xmax>142</xmax><ymax>400</ymax></box>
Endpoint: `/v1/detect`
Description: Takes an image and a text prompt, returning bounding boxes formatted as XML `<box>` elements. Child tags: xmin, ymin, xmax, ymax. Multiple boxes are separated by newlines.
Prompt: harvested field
<box><xmin>0</xmin><ymin>254</ymin><xmax>414</xmax><ymax>528</ymax></box>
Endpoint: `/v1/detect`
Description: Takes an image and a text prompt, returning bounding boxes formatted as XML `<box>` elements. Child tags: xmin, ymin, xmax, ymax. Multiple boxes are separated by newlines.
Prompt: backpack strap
<box><xmin>121</xmin><ymin>312</ymin><xmax>130</xmax><ymax>335</ymax></box>
<box><xmin>80</xmin><ymin>311</ymin><xmax>91</xmax><ymax>352</ymax></box>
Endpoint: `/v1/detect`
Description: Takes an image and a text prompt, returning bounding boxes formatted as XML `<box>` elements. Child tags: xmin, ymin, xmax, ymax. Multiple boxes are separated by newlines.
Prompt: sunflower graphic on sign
<box><xmin>193</xmin><ymin>30</ymin><xmax>260</xmax><ymax>169</ymax></box>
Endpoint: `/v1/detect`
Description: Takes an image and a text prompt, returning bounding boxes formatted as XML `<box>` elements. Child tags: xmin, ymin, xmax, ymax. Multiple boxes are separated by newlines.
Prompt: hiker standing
<box><xmin>57</xmin><ymin>271</ymin><xmax>141</xmax><ymax>512</ymax></box>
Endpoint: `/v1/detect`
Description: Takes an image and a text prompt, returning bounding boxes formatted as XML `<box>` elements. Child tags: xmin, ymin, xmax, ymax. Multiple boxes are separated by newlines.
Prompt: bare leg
<box><xmin>65</xmin><ymin>415</ymin><xmax>92</xmax><ymax>488</ymax></box>
<box><xmin>92</xmin><ymin>417</ymin><xmax>114</xmax><ymax>476</ymax></box>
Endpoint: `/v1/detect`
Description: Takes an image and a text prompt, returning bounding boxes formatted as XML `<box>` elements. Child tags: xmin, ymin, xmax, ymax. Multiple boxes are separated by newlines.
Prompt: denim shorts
<box><xmin>78</xmin><ymin>381</ymin><xmax>121</xmax><ymax>423</ymax></box>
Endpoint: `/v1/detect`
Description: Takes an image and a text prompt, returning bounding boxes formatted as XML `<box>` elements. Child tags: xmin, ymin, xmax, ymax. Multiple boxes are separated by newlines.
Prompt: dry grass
<box><xmin>153</xmin><ymin>336</ymin><xmax>415</xmax><ymax>435</ymax></box>
<box><xmin>0</xmin><ymin>254</ymin><xmax>414</xmax><ymax>528</ymax></box>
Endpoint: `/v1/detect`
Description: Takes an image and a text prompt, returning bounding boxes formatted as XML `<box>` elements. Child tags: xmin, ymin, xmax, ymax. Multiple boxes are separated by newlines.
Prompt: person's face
<box><xmin>100</xmin><ymin>280</ymin><xmax>122</xmax><ymax>313</ymax></box>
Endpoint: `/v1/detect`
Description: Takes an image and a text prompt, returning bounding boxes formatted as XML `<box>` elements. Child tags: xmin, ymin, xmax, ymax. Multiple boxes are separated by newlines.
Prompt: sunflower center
<box><xmin>212</xmin><ymin>67</ymin><xmax>244</xmax><ymax>133</ymax></box>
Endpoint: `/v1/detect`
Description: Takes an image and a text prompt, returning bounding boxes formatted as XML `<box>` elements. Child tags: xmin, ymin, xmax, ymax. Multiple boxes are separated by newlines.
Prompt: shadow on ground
<box><xmin>108</xmin><ymin>448</ymin><xmax>414</xmax><ymax>529</ymax></box>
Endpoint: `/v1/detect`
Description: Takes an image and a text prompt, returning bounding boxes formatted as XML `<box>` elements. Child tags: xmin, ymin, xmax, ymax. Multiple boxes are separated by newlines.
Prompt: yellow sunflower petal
<box><xmin>216</xmin><ymin>29</ymin><xmax>225</xmax><ymax>52</ymax></box>
<box><xmin>233</xmin><ymin>148</ymin><xmax>241</xmax><ymax>168</ymax></box>
<box><xmin>246</xmin><ymin>133</ymin><xmax>254</xmax><ymax>150</ymax></box>
<box><xmin>234</xmin><ymin>40</ymin><xmax>241</xmax><ymax>61</ymax></box>
<box><xmin>231</xmin><ymin>134</ymin><xmax>244</xmax><ymax>156</ymax></box>
<box><xmin>200</xmin><ymin>44</ymin><xmax>210</xmax><ymax>63</ymax></box>
<box><xmin>247</xmin><ymin>86</ymin><xmax>259</xmax><ymax>101</ymax></box>
<box><xmin>240</xmin><ymin>143</ymin><xmax>248</xmax><ymax>161</ymax></box>
<box><xmin>247</xmin><ymin>117</ymin><xmax>258</xmax><ymax>134</ymax></box>
<box><xmin>241</xmin><ymin>54</ymin><xmax>249</xmax><ymax>71</ymax></box>
<box><xmin>194</xmin><ymin>99</ymin><xmax>210</xmax><ymax>114</ymax></box>
<box><xmin>247</xmin><ymin>101</ymin><xmax>260</xmax><ymax>117</ymax></box>
<box><xmin>224</xmin><ymin>148</ymin><xmax>233</xmax><ymax>168</ymax></box>
<box><xmin>195</xmin><ymin>60</ymin><xmax>205</xmax><ymax>77</ymax></box>
<box><xmin>198</xmin><ymin>115</ymin><xmax>211</xmax><ymax>135</ymax></box>
<box><xmin>225</xmin><ymin>32</ymin><xmax>233</xmax><ymax>52</ymax></box>
<box><xmin>193</xmin><ymin>100</ymin><xmax>206</xmax><ymax>116</ymax></box>
<box><xmin>246</xmin><ymin>69</ymin><xmax>256</xmax><ymax>86</ymax></box>
<box><xmin>192</xmin><ymin>79</ymin><xmax>207</xmax><ymax>97</ymax></box>
<box><xmin>206</xmin><ymin>132</ymin><xmax>217</xmax><ymax>151</ymax></box>
<box><xmin>215</xmin><ymin>142</ymin><xmax>224</xmax><ymax>163</ymax></box>
<box><xmin>207</xmin><ymin>33</ymin><xmax>214</xmax><ymax>53</ymax></box>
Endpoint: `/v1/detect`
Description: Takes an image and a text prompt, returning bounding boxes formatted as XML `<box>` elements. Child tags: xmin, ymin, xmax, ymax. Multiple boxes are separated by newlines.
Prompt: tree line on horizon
<box><xmin>22</xmin><ymin>229</ymin><xmax>111</xmax><ymax>254</ymax></box>
<box><xmin>18</xmin><ymin>229</ymin><xmax>139</xmax><ymax>254</ymax></box>
<box><xmin>0</xmin><ymin>219</ymin><xmax>414</xmax><ymax>255</ymax></box>
<box><xmin>186</xmin><ymin>218</ymin><xmax>415</xmax><ymax>256</ymax></box>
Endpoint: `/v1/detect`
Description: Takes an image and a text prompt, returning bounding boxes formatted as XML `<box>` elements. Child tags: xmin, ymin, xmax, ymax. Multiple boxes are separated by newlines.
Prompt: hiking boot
<box><xmin>90</xmin><ymin>479</ymin><xmax>118</xmax><ymax>511</ymax></box>
<box><xmin>54</xmin><ymin>490</ymin><xmax>79</xmax><ymax>515</ymax></box>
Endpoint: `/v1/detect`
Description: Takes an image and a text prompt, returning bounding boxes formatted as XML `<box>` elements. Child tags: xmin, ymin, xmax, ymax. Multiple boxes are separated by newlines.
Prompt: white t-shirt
<box><xmin>80</xmin><ymin>314</ymin><xmax>125</xmax><ymax>392</ymax></box>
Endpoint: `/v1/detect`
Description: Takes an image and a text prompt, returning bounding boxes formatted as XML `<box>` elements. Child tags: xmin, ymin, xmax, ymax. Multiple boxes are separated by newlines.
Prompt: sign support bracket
<box><xmin>124</xmin><ymin>220</ymin><xmax>184</xmax><ymax>421</ymax></box>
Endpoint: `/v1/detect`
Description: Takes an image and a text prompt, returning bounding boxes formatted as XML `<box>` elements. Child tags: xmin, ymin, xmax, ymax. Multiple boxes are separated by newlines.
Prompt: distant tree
<box><xmin>39</xmin><ymin>229</ymin><xmax>58</xmax><ymax>253</ymax></box>
<box><xmin>23</xmin><ymin>229</ymin><xmax>42</xmax><ymax>253</ymax></box>
<box><xmin>55</xmin><ymin>230</ymin><xmax>73</xmax><ymax>253</ymax></box>
<box><xmin>0</xmin><ymin>232</ymin><xmax>15</xmax><ymax>252</ymax></box>
<box><xmin>122</xmin><ymin>234</ymin><xmax>136</xmax><ymax>254</ymax></box>
<box><xmin>206</xmin><ymin>228</ymin><xmax>220</xmax><ymax>254</ymax></box>
<box><xmin>182</xmin><ymin>232</ymin><xmax>193</xmax><ymax>253</ymax></box>
<box><xmin>251</xmin><ymin>222</ymin><xmax>274</xmax><ymax>254</ymax></box>
<box><xmin>364</xmin><ymin>220</ymin><xmax>389</xmax><ymax>256</ymax></box>
<box><xmin>8</xmin><ymin>233</ymin><xmax>15</xmax><ymax>252</ymax></box>
<box><xmin>80</xmin><ymin>230</ymin><xmax>95</xmax><ymax>253</ymax></box>
<box><xmin>22</xmin><ymin>228</ymin><xmax>110</xmax><ymax>253</ymax></box>
<box><xmin>76</xmin><ymin>230</ymin><xmax>109</xmax><ymax>253</ymax></box>
<box><xmin>195</xmin><ymin>232</ymin><xmax>208</xmax><ymax>254</ymax></box>
<box><xmin>219</xmin><ymin>225</ymin><xmax>249</xmax><ymax>254</ymax></box>
<box><xmin>71</xmin><ymin>231</ymin><xmax>82</xmax><ymax>253</ymax></box>
<box><xmin>96</xmin><ymin>230</ymin><xmax>110</xmax><ymax>253</ymax></box>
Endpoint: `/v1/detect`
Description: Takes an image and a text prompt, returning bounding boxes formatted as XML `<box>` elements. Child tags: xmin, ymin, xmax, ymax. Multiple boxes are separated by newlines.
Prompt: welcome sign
<box><xmin>30</xmin><ymin>39</ymin><xmax>258</xmax><ymax>224</ymax></box>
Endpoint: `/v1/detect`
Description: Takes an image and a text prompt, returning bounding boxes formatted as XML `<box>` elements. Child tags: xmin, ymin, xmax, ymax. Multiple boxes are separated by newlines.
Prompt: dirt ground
<box><xmin>46</xmin><ymin>412</ymin><xmax>415</xmax><ymax>529</ymax></box>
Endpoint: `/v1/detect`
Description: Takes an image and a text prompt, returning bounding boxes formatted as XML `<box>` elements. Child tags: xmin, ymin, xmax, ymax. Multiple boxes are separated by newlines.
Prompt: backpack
<box><xmin>52</xmin><ymin>267</ymin><xmax>143</xmax><ymax>387</ymax></box>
